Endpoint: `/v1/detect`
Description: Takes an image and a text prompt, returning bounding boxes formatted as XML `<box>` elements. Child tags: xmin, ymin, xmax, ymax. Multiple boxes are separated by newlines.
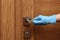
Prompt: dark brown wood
<box><xmin>0</xmin><ymin>0</ymin><xmax>1</xmax><ymax>40</ymax></box>
<box><xmin>22</xmin><ymin>0</ymin><xmax>34</xmax><ymax>40</ymax></box>
<box><xmin>15</xmin><ymin>0</ymin><xmax>23</xmax><ymax>40</ymax></box>
<box><xmin>34</xmin><ymin>0</ymin><xmax>60</xmax><ymax>40</ymax></box>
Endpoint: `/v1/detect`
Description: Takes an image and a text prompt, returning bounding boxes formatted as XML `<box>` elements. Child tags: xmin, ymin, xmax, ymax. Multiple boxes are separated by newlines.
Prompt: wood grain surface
<box><xmin>0</xmin><ymin>0</ymin><xmax>60</xmax><ymax>40</ymax></box>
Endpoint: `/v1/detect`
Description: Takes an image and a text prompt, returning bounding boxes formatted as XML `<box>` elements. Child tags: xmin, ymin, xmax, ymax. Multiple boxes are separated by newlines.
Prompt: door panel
<box><xmin>22</xmin><ymin>0</ymin><xmax>34</xmax><ymax>40</ymax></box>
<box><xmin>34</xmin><ymin>0</ymin><xmax>60</xmax><ymax>40</ymax></box>
<box><xmin>0</xmin><ymin>0</ymin><xmax>1</xmax><ymax>40</ymax></box>
<box><xmin>34</xmin><ymin>0</ymin><xmax>60</xmax><ymax>16</ymax></box>
<box><xmin>15</xmin><ymin>0</ymin><xmax>23</xmax><ymax>40</ymax></box>
<box><xmin>1</xmin><ymin>0</ymin><xmax>15</xmax><ymax>40</ymax></box>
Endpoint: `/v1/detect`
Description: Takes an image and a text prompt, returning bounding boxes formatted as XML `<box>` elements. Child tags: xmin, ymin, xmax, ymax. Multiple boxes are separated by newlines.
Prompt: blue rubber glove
<box><xmin>32</xmin><ymin>15</ymin><xmax>56</xmax><ymax>25</ymax></box>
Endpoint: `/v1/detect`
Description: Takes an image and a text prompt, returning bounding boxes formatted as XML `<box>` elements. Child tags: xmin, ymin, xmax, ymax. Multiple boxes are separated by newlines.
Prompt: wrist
<box><xmin>49</xmin><ymin>15</ymin><xmax>56</xmax><ymax>24</ymax></box>
<box><xmin>56</xmin><ymin>14</ymin><xmax>60</xmax><ymax>21</ymax></box>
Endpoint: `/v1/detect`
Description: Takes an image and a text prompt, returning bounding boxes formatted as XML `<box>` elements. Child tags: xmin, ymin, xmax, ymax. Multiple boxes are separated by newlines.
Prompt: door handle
<box><xmin>23</xmin><ymin>17</ymin><xmax>32</xmax><ymax>40</ymax></box>
<box><xmin>23</xmin><ymin>17</ymin><xmax>32</xmax><ymax>26</ymax></box>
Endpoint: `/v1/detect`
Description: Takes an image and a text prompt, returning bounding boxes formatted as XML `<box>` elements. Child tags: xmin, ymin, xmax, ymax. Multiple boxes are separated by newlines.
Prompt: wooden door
<box><xmin>0</xmin><ymin>0</ymin><xmax>60</xmax><ymax>40</ymax></box>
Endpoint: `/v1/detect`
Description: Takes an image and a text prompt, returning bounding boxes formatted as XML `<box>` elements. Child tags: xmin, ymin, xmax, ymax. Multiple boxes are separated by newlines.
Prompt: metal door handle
<box><xmin>23</xmin><ymin>17</ymin><xmax>32</xmax><ymax>26</ymax></box>
<box><xmin>23</xmin><ymin>17</ymin><xmax>32</xmax><ymax>40</ymax></box>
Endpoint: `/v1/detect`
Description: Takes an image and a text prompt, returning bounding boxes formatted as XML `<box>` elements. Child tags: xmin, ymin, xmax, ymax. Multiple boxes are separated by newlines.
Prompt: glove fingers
<box><xmin>32</xmin><ymin>20</ymin><xmax>42</xmax><ymax>24</ymax></box>
<box><xmin>33</xmin><ymin>15</ymin><xmax>43</xmax><ymax>20</ymax></box>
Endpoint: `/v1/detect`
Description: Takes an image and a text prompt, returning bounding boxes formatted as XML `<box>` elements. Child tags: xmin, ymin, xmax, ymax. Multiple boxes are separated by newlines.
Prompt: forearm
<box><xmin>56</xmin><ymin>14</ymin><xmax>60</xmax><ymax>21</ymax></box>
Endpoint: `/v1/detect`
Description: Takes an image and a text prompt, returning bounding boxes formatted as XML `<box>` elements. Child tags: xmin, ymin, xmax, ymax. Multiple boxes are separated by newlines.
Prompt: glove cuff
<box><xmin>49</xmin><ymin>15</ymin><xmax>56</xmax><ymax>24</ymax></box>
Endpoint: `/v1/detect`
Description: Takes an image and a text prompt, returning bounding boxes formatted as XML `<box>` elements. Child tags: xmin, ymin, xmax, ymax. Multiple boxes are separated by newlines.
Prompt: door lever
<box><xmin>23</xmin><ymin>17</ymin><xmax>32</xmax><ymax>26</ymax></box>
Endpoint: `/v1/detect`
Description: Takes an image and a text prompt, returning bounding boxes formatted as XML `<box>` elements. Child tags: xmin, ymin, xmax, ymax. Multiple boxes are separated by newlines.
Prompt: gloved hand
<box><xmin>32</xmin><ymin>15</ymin><xmax>56</xmax><ymax>25</ymax></box>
